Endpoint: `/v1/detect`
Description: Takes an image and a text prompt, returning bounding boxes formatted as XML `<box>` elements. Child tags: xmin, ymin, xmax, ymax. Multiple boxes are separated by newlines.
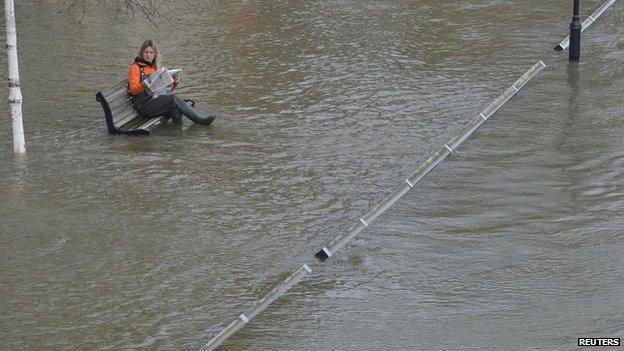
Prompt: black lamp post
<box><xmin>569</xmin><ymin>0</ymin><xmax>582</xmax><ymax>61</ymax></box>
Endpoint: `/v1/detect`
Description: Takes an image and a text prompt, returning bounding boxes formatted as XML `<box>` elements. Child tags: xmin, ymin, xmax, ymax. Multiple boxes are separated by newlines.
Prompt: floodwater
<box><xmin>1</xmin><ymin>1</ymin><xmax>623</xmax><ymax>350</ymax></box>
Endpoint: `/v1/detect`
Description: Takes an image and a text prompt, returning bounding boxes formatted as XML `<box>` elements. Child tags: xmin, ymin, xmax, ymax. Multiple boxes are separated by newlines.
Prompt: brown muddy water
<box><xmin>1</xmin><ymin>1</ymin><xmax>623</xmax><ymax>350</ymax></box>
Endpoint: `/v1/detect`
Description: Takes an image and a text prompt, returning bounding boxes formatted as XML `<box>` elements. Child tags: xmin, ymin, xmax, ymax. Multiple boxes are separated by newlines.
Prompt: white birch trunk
<box><xmin>4</xmin><ymin>0</ymin><xmax>25</xmax><ymax>154</ymax></box>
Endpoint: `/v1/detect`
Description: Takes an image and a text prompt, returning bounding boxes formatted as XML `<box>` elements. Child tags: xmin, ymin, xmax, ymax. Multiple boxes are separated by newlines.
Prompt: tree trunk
<box><xmin>4</xmin><ymin>0</ymin><xmax>25</xmax><ymax>154</ymax></box>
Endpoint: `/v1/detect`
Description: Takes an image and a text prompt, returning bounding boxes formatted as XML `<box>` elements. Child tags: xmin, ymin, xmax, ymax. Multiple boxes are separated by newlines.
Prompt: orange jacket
<box><xmin>128</xmin><ymin>58</ymin><xmax>157</xmax><ymax>96</ymax></box>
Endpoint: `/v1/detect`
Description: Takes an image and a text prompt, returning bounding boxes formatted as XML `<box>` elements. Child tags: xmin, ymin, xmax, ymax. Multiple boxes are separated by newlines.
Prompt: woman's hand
<box><xmin>170</xmin><ymin>74</ymin><xmax>180</xmax><ymax>91</ymax></box>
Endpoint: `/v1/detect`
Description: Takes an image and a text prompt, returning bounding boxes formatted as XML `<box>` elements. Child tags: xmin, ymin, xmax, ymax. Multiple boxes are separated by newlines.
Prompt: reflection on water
<box><xmin>1</xmin><ymin>1</ymin><xmax>623</xmax><ymax>350</ymax></box>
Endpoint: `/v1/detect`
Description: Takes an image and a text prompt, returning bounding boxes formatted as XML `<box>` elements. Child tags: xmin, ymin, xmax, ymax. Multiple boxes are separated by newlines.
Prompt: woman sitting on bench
<box><xmin>128</xmin><ymin>40</ymin><xmax>215</xmax><ymax>125</ymax></box>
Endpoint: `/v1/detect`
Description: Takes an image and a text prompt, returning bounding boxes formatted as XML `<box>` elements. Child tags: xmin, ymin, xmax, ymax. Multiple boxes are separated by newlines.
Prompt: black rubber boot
<box><xmin>174</xmin><ymin>95</ymin><xmax>216</xmax><ymax>125</ymax></box>
<box><xmin>169</xmin><ymin>109</ymin><xmax>183</xmax><ymax>125</ymax></box>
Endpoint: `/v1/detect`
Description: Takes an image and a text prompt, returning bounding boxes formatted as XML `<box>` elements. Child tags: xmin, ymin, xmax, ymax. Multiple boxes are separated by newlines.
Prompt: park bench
<box><xmin>95</xmin><ymin>79</ymin><xmax>195</xmax><ymax>135</ymax></box>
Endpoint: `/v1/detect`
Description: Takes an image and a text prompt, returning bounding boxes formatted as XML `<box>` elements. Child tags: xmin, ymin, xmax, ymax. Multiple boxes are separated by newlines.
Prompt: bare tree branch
<box><xmin>61</xmin><ymin>0</ymin><xmax>173</xmax><ymax>26</ymax></box>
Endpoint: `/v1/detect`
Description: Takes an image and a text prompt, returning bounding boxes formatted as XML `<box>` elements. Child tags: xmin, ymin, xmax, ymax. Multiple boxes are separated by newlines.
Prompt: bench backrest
<box><xmin>96</xmin><ymin>79</ymin><xmax>140</xmax><ymax>133</ymax></box>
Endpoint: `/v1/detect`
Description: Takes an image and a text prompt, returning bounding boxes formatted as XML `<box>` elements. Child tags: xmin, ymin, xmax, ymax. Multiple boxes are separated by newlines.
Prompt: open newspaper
<box><xmin>143</xmin><ymin>67</ymin><xmax>182</xmax><ymax>98</ymax></box>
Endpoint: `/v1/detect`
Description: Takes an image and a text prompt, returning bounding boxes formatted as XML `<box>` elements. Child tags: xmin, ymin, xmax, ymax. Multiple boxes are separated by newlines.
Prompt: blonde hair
<box><xmin>138</xmin><ymin>39</ymin><xmax>161</xmax><ymax>69</ymax></box>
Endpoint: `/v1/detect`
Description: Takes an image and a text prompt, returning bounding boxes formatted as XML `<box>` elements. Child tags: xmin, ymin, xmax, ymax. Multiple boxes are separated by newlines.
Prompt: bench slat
<box><xmin>114</xmin><ymin>108</ymin><xmax>142</xmax><ymax>127</ymax></box>
<box><xmin>137</xmin><ymin>116</ymin><xmax>166</xmax><ymax>131</ymax></box>
<box><xmin>106</xmin><ymin>83</ymin><xmax>129</xmax><ymax>97</ymax></box>
<box><xmin>119</xmin><ymin>116</ymin><xmax>151</xmax><ymax>132</ymax></box>
<box><xmin>109</xmin><ymin>99</ymin><xmax>134</xmax><ymax>116</ymax></box>
<box><xmin>123</xmin><ymin>116</ymin><xmax>166</xmax><ymax>132</ymax></box>
<box><xmin>107</xmin><ymin>91</ymin><xmax>133</xmax><ymax>107</ymax></box>
<box><xmin>102</xmin><ymin>79</ymin><xmax>128</xmax><ymax>96</ymax></box>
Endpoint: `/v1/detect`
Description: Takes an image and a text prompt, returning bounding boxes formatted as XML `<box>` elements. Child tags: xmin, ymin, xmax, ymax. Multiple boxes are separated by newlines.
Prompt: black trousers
<box><xmin>133</xmin><ymin>92</ymin><xmax>178</xmax><ymax>119</ymax></box>
<box><xmin>131</xmin><ymin>92</ymin><xmax>215</xmax><ymax>126</ymax></box>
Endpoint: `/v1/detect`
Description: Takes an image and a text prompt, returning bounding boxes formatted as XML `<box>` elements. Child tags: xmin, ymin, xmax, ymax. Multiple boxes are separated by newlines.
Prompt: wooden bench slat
<box><xmin>102</xmin><ymin>79</ymin><xmax>128</xmax><ymax>95</ymax></box>
<box><xmin>110</xmin><ymin>98</ymin><xmax>133</xmax><ymax>108</ymax></box>
<box><xmin>120</xmin><ymin>116</ymin><xmax>152</xmax><ymax>132</ymax></box>
<box><xmin>103</xmin><ymin>88</ymin><xmax>131</xmax><ymax>107</ymax></box>
<box><xmin>111</xmin><ymin>107</ymin><xmax>134</xmax><ymax>121</ymax></box>
<box><xmin>114</xmin><ymin>109</ymin><xmax>141</xmax><ymax>127</ymax></box>
<box><xmin>107</xmin><ymin>91</ymin><xmax>133</xmax><ymax>108</ymax></box>
<box><xmin>109</xmin><ymin>99</ymin><xmax>134</xmax><ymax>117</ymax></box>
<box><xmin>137</xmin><ymin>116</ymin><xmax>166</xmax><ymax>131</ymax></box>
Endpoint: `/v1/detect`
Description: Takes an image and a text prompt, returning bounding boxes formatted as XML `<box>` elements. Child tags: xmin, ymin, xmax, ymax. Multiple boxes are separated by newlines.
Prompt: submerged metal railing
<box><xmin>200</xmin><ymin>61</ymin><xmax>546</xmax><ymax>350</ymax></box>
<box><xmin>200</xmin><ymin>264</ymin><xmax>313</xmax><ymax>351</ymax></box>
<box><xmin>555</xmin><ymin>0</ymin><xmax>618</xmax><ymax>51</ymax></box>
<box><xmin>314</xmin><ymin>61</ymin><xmax>546</xmax><ymax>260</ymax></box>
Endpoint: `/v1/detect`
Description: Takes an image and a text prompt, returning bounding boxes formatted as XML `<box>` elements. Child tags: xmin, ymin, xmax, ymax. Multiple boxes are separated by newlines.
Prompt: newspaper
<box><xmin>143</xmin><ymin>67</ymin><xmax>182</xmax><ymax>97</ymax></box>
